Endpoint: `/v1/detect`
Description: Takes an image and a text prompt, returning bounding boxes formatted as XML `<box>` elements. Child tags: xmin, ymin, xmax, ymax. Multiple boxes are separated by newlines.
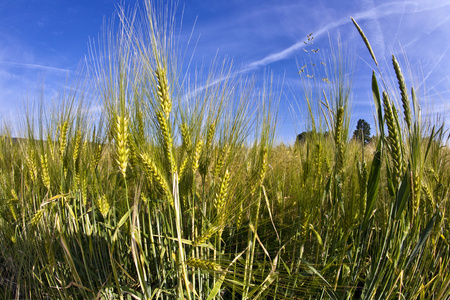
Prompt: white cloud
<box><xmin>0</xmin><ymin>61</ymin><xmax>72</xmax><ymax>74</ymax></box>
<box><xmin>245</xmin><ymin>1</ymin><xmax>409</xmax><ymax>70</ymax></box>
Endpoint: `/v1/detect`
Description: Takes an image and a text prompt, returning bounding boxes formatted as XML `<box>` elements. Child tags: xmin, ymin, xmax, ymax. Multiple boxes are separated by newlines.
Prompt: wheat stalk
<box><xmin>351</xmin><ymin>17</ymin><xmax>378</xmax><ymax>66</ymax></box>
<box><xmin>26</xmin><ymin>149</ymin><xmax>38</xmax><ymax>183</ymax></box>
<box><xmin>213</xmin><ymin>144</ymin><xmax>230</xmax><ymax>178</ymax></box>
<box><xmin>235</xmin><ymin>202</ymin><xmax>244</xmax><ymax>230</ymax></box>
<box><xmin>140</xmin><ymin>152</ymin><xmax>173</xmax><ymax>207</ymax></box>
<box><xmin>180</xmin><ymin>122</ymin><xmax>191</xmax><ymax>151</ymax></box>
<box><xmin>8</xmin><ymin>189</ymin><xmax>19</xmax><ymax>221</ymax></box>
<box><xmin>179</xmin><ymin>156</ymin><xmax>189</xmax><ymax>180</ymax></box>
<box><xmin>192</xmin><ymin>140</ymin><xmax>204</xmax><ymax>174</ymax></box>
<box><xmin>47</xmin><ymin>134</ymin><xmax>55</xmax><ymax>158</ymax></box>
<box><xmin>259</xmin><ymin>147</ymin><xmax>268</xmax><ymax>185</ymax></box>
<box><xmin>73</xmin><ymin>129</ymin><xmax>82</xmax><ymax>165</ymax></box>
<box><xmin>250</xmin><ymin>147</ymin><xmax>268</xmax><ymax>196</ymax></box>
<box><xmin>334</xmin><ymin>106</ymin><xmax>345</xmax><ymax>173</ymax></box>
<box><xmin>155</xmin><ymin>68</ymin><xmax>172</xmax><ymax>119</ymax></box>
<box><xmin>96</xmin><ymin>194</ymin><xmax>110</xmax><ymax>219</ymax></box>
<box><xmin>40</xmin><ymin>154</ymin><xmax>51</xmax><ymax>190</ymax></box>
<box><xmin>45</xmin><ymin>237</ymin><xmax>56</xmax><ymax>267</ymax></box>
<box><xmin>421</xmin><ymin>181</ymin><xmax>434</xmax><ymax>207</ymax></box>
<box><xmin>382</xmin><ymin>91</ymin><xmax>402</xmax><ymax>185</ymax></box>
<box><xmin>81</xmin><ymin>177</ymin><xmax>88</xmax><ymax>206</ymax></box>
<box><xmin>156</xmin><ymin>111</ymin><xmax>175</xmax><ymax>174</ymax></box>
<box><xmin>357</xmin><ymin>160</ymin><xmax>368</xmax><ymax>208</ymax></box>
<box><xmin>186</xmin><ymin>257</ymin><xmax>222</xmax><ymax>272</ymax></box>
<box><xmin>413</xmin><ymin>172</ymin><xmax>421</xmax><ymax>215</ymax></box>
<box><xmin>90</xmin><ymin>144</ymin><xmax>102</xmax><ymax>174</ymax></box>
<box><xmin>206</xmin><ymin>121</ymin><xmax>217</xmax><ymax>150</ymax></box>
<box><xmin>392</xmin><ymin>55</ymin><xmax>412</xmax><ymax>130</ymax></box>
<box><xmin>30</xmin><ymin>208</ymin><xmax>44</xmax><ymax>227</ymax></box>
<box><xmin>214</xmin><ymin>169</ymin><xmax>230</xmax><ymax>215</ymax></box>
<box><xmin>334</xmin><ymin>106</ymin><xmax>344</xmax><ymax>146</ymax></box>
<box><xmin>314</xmin><ymin>142</ymin><xmax>323</xmax><ymax>175</ymax></box>
<box><xmin>115</xmin><ymin>115</ymin><xmax>129</xmax><ymax>177</ymax></box>
<box><xmin>194</xmin><ymin>223</ymin><xmax>222</xmax><ymax>246</ymax></box>
<box><xmin>59</xmin><ymin>121</ymin><xmax>69</xmax><ymax>161</ymax></box>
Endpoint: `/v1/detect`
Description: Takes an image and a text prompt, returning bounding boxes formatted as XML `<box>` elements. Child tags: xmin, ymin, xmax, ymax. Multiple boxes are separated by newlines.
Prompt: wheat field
<box><xmin>0</xmin><ymin>2</ymin><xmax>449</xmax><ymax>299</ymax></box>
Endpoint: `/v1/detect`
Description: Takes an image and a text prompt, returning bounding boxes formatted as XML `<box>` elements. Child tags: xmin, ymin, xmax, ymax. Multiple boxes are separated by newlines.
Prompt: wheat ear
<box><xmin>96</xmin><ymin>194</ymin><xmax>110</xmax><ymax>219</ymax></box>
<box><xmin>186</xmin><ymin>257</ymin><xmax>222</xmax><ymax>272</ymax></box>
<box><xmin>155</xmin><ymin>68</ymin><xmax>172</xmax><ymax>119</ymax></box>
<box><xmin>180</xmin><ymin>122</ymin><xmax>191</xmax><ymax>151</ymax></box>
<box><xmin>115</xmin><ymin>115</ymin><xmax>129</xmax><ymax>177</ymax></box>
<box><xmin>140</xmin><ymin>152</ymin><xmax>173</xmax><ymax>207</ymax></box>
<box><xmin>194</xmin><ymin>223</ymin><xmax>222</xmax><ymax>246</ymax></box>
<box><xmin>59</xmin><ymin>121</ymin><xmax>69</xmax><ymax>161</ymax></box>
<box><xmin>40</xmin><ymin>154</ymin><xmax>51</xmax><ymax>190</ymax></box>
<box><xmin>9</xmin><ymin>189</ymin><xmax>19</xmax><ymax>221</ymax></box>
<box><xmin>351</xmin><ymin>17</ymin><xmax>378</xmax><ymax>66</ymax></box>
<box><xmin>382</xmin><ymin>91</ymin><xmax>402</xmax><ymax>185</ymax></box>
<box><xmin>392</xmin><ymin>55</ymin><xmax>412</xmax><ymax>129</ymax></box>
<box><xmin>30</xmin><ymin>208</ymin><xmax>44</xmax><ymax>227</ymax></box>
<box><xmin>26</xmin><ymin>149</ymin><xmax>38</xmax><ymax>182</ymax></box>
<box><xmin>156</xmin><ymin>111</ymin><xmax>176</xmax><ymax>174</ymax></box>
<box><xmin>413</xmin><ymin>172</ymin><xmax>421</xmax><ymax>215</ymax></box>
<box><xmin>191</xmin><ymin>140</ymin><xmax>204</xmax><ymax>174</ymax></box>
<box><xmin>206</xmin><ymin>121</ymin><xmax>217</xmax><ymax>150</ymax></box>
<box><xmin>73</xmin><ymin>129</ymin><xmax>82</xmax><ymax>165</ymax></box>
<box><xmin>178</xmin><ymin>156</ymin><xmax>189</xmax><ymax>180</ymax></box>
<box><xmin>214</xmin><ymin>169</ymin><xmax>230</xmax><ymax>215</ymax></box>
<box><xmin>213</xmin><ymin>144</ymin><xmax>230</xmax><ymax>178</ymax></box>
<box><xmin>90</xmin><ymin>144</ymin><xmax>102</xmax><ymax>174</ymax></box>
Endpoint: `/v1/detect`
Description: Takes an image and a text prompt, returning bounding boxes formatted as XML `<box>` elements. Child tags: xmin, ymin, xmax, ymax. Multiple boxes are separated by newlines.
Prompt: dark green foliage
<box><xmin>353</xmin><ymin>118</ymin><xmax>371</xmax><ymax>144</ymax></box>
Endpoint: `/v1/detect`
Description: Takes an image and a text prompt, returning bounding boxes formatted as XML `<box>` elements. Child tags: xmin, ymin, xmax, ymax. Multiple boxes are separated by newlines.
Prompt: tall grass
<box><xmin>0</xmin><ymin>2</ymin><xmax>449</xmax><ymax>299</ymax></box>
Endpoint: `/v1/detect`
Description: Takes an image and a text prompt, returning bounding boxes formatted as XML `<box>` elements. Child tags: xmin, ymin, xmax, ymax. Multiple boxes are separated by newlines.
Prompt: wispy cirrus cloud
<box><xmin>0</xmin><ymin>61</ymin><xmax>72</xmax><ymax>74</ymax></box>
<box><xmin>419</xmin><ymin>45</ymin><xmax>450</xmax><ymax>90</ymax></box>
<box><xmin>244</xmin><ymin>0</ymin><xmax>450</xmax><ymax>71</ymax></box>
<box><xmin>245</xmin><ymin>2</ymin><xmax>408</xmax><ymax>70</ymax></box>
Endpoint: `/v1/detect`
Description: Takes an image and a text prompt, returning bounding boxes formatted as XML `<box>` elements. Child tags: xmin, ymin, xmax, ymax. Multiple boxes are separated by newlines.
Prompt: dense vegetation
<box><xmin>1</xmin><ymin>2</ymin><xmax>449</xmax><ymax>299</ymax></box>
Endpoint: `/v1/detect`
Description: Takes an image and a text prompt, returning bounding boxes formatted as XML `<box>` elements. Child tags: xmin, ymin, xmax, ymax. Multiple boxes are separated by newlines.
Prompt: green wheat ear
<box><xmin>392</xmin><ymin>55</ymin><xmax>412</xmax><ymax>130</ymax></box>
<box><xmin>351</xmin><ymin>17</ymin><xmax>378</xmax><ymax>66</ymax></box>
<box><xmin>382</xmin><ymin>91</ymin><xmax>402</xmax><ymax>185</ymax></box>
<box><xmin>59</xmin><ymin>120</ymin><xmax>69</xmax><ymax>161</ymax></box>
<box><xmin>40</xmin><ymin>154</ymin><xmax>51</xmax><ymax>189</ymax></box>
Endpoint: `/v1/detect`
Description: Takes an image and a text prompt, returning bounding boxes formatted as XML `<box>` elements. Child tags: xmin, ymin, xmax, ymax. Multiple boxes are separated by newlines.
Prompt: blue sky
<box><xmin>1</xmin><ymin>0</ymin><xmax>449</xmax><ymax>142</ymax></box>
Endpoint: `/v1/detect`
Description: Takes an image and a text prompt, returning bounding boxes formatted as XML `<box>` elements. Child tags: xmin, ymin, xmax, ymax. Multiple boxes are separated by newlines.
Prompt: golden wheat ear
<box><xmin>115</xmin><ymin>114</ymin><xmax>129</xmax><ymax>177</ymax></box>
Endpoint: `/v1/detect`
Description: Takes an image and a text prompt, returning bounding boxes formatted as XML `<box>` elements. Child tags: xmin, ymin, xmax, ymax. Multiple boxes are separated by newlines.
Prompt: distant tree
<box><xmin>296</xmin><ymin>131</ymin><xmax>309</xmax><ymax>144</ymax></box>
<box><xmin>353</xmin><ymin>119</ymin><xmax>371</xmax><ymax>144</ymax></box>
<box><xmin>296</xmin><ymin>130</ymin><xmax>330</xmax><ymax>145</ymax></box>
<box><xmin>296</xmin><ymin>131</ymin><xmax>318</xmax><ymax>144</ymax></box>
